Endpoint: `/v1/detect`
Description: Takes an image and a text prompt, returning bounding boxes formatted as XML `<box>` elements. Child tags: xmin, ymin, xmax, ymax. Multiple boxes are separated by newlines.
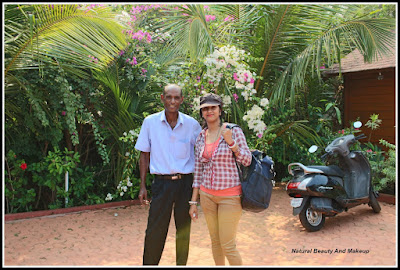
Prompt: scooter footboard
<box><xmin>292</xmin><ymin>197</ymin><xmax>344</xmax><ymax>216</ymax></box>
<box><xmin>310</xmin><ymin>198</ymin><xmax>334</xmax><ymax>213</ymax></box>
<box><xmin>310</xmin><ymin>197</ymin><xmax>343</xmax><ymax>214</ymax></box>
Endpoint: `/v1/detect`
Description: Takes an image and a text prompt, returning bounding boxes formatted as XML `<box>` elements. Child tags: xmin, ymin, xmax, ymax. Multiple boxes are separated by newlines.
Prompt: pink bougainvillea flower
<box><xmin>205</xmin><ymin>15</ymin><xmax>216</xmax><ymax>22</ymax></box>
<box><xmin>224</xmin><ymin>15</ymin><xmax>234</xmax><ymax>22</ymax></box>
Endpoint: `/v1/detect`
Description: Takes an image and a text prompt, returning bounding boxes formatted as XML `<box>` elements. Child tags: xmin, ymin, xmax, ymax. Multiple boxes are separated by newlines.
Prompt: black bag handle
<box><xmin>226</xmin><ymin>124</ymin><xmax>244</xmax><ymax>180</ymax></box>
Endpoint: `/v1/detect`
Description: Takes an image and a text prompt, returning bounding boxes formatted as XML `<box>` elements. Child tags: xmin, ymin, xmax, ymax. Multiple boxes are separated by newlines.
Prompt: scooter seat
<box><xmin>308</xmin><ymin>165</ymin><xmax>344</xmax><ymax>178</ymax></box>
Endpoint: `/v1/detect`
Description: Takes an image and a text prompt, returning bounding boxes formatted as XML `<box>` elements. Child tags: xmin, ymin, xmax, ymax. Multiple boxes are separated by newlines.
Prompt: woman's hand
<box><xmin>189</xmin><ymin>205</ymin><xmax>198</xmax><ymax>221</ymax></box>
<box><xmin>221</xmin><ymin>123</ymin><xmax>234</xmax><ymax>145</ymax></box>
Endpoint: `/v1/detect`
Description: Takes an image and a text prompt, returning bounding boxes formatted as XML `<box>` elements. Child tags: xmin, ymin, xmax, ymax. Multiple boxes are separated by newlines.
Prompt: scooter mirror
<box><xmin>353</xmin><ymin>121</ymin><xmax>362</xmax><ymax>129</ymax></box>
<box><xmin>309</xmin><ymin>145</ymin><xmax>318</xmax><ymax>153</ymax></box>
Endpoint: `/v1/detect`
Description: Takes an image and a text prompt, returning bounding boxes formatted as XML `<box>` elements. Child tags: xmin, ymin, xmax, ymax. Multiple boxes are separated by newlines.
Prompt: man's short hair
<box><xmin>163</xmin><ymin>84</ymin><xmax>183</xmax><ymax>96</ymax></box>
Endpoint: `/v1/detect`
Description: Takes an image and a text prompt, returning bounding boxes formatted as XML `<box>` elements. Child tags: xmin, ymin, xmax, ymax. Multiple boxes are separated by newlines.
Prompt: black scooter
<box><xmin>286</xmin><ymin>121</ymin><xmax>381</xmax><ymax>232</ymax></box>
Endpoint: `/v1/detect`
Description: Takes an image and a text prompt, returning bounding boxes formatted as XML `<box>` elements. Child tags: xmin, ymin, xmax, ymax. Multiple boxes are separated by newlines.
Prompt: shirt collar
<box><xmin>160</xmin><ymin>110</ymin><xmax>184</xmax><ymax>127</ymax></box>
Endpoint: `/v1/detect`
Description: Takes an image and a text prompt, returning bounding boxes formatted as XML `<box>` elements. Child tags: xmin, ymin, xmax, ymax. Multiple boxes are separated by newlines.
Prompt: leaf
<box><xmin>5</xmin><ymin>4</ymin><xmax>127</xmax><ymax>77</ymax></box>
<box><xmin>334</xmin><ymin>106</ymin><xmax>342</xmax><ymax>124</ymax></box>
<box><xmin>325</xmin><ymin>103</ymin><xmax>333</xmax><ymax>111</ymax></box>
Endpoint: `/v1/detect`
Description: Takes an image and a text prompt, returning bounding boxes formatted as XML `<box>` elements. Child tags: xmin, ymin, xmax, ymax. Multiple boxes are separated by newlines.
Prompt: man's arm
<box><xmin>138</xmin><ymin>151</ymin><xmax>150</xmax><ymax>205</ymax></box>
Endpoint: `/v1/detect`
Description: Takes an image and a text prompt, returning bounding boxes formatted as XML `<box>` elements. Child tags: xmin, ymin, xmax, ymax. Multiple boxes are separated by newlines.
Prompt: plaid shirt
<box><xmin>193</xmin><ymin>126</ymin><xmax>252</xmax><ymax>190</ymax></box>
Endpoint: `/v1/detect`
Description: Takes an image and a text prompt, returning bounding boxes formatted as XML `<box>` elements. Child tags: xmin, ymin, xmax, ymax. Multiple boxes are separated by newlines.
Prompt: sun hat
<box><xmin>199</xmin><ymin>93</ymin><xmax>223</xmax><ymax>109</ymax></box>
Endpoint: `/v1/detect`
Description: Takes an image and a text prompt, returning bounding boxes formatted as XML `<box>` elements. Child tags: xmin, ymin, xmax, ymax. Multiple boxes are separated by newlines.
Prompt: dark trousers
<box><xmin>143</xmin><ymin>174</ymin><xmax>193</xmax><ymax>265</ymax></box>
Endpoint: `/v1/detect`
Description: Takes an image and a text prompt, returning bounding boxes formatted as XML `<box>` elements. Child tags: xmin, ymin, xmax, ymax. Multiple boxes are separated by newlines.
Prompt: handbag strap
<box><xmin>228</xmin><ymin>124</ymin><xmax>243</xmax><ymax>181</ymax></box>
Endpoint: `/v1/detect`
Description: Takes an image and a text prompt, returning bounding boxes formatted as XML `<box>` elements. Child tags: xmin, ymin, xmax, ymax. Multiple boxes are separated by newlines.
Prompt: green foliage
<box><xmin>7</xmin><ymin>65</ymin><xmax>110</xmax><ymax>166</ymax></box>
<box><xmin>4</xmin><ymin>4</ymin><xmax>127</xmax><ymax>77</ymax></box>
<box><xmin>28</xmin><ymin>147</ymin><xmax>79</xmax><ymax>209</ymax></box>
<box><xmin>4</xmin><ymin>3</ymin><xmax>396</xmax><ymax>213</ymax></box>
<box><xmin>360</xmin><ymin>115</ymin><xmax>396</xmax><ymax>193</ymax></box>
<box><xmin>27</xmin><ymin>147</ymin><xmax>105</xmax><ymax>210</ymax></box>
<box><xmin>105</xmin><ymin>128</ymin><xmax>153</xmax><ymax>201</ymax></box>
<box><xmin>5</xmin><ymin>150</ymin><xmax>36</xmax><ymax>213</ymax></box>
<box><xmin>377</xmin><ymin>140</ymin><xmax>396</xmax><ymax>193</ymax></box>
<box><xmin>365</xmin><ymin>113</ymin><xmax>383</xmax><ymax>142</ymax></box>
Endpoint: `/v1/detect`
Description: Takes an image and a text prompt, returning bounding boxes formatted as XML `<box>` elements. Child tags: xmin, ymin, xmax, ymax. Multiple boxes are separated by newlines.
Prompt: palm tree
<box><xmin>92</xmin><ymin>64</ymin><xmax>159</xmax><ymax>183</ymax></box>
<box><xmin>4</xmin><ymin>4</ymin><xmax>127</xmax><ymax>128</ymax></box>
<box><xmin>154</xmin><ymin>4</ymin><xmax>395</xmax><ymax>107</ymax></box>
<box><xmin>246</xmin><ymin>4</ymin><xmax>395</xmax><ymax>107</ymax></box>
<box><xmin>4</xmin><ymin>4</ymin><xmax>127</xmax><ymax>77</ymax></box>
<box><xmin>4</xmin><ymin>3</ymin><xmax>130</xmax><ymax>154</ymax></box>
<box><xmin>150</xmin><ymin>4</ymin><xmax>395</xmax><ymax>147</ymax></box>
<box><xmin>152</xmin><ymin>4</ymin><xmax>215</xmax><ymax>63</ymax></box>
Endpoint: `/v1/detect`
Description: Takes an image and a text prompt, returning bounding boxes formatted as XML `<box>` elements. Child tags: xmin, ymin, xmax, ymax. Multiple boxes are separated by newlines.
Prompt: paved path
<box><xmin>3</xmin><ymin>186</ymin><xmax>397</xmax><ymax>267</ymax></box>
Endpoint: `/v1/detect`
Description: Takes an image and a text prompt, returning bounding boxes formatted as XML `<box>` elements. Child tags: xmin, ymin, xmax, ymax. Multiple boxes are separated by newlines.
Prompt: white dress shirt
<box><xmin>135</xmin><ymin>110</ymin><xmax>202</xmax><ymax>175</ymax></box>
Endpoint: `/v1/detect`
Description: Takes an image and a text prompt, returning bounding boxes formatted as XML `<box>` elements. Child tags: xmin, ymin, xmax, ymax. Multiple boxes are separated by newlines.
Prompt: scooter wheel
<box><xmin>369</xmin><ymin>190</ymin><xmax>381</xmax><ymax>213</ymax></box>
<box><xmin>299</xmin><ymin>202</ymin><xmax>325</xmax><ymax>232</ymax></box>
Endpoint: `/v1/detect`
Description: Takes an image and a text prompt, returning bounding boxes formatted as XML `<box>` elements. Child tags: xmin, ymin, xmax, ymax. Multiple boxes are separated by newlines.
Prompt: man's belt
<box><xmin>156</xmin><ymin>173</ymin><xmax>192</xmax><ymax>180</ymax></box>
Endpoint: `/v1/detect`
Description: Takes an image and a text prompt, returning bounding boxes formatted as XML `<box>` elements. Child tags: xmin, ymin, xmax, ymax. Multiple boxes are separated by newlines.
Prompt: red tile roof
<box><xmin>325</xmin><ymin>45</ymin><xmax>396</xmax><ymax>74</ymax></box>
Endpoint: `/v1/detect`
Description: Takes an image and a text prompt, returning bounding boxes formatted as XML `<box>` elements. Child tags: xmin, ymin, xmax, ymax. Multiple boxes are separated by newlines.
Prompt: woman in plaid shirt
<box><xmin>189</xmin><ymin>93</ymin><xmax>252</xmax><ymax>265</ymax></box>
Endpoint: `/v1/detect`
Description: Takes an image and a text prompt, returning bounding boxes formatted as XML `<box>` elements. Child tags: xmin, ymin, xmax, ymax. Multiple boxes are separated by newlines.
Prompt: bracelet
<box><xmin>189</xmin><ymin>201</ymin><xmax>198</xmax><ymax>206</ymax></box>
<box><xmin>228</xmin><ymin>141</ymin><xmax>237</xmax><ymax>149</ymax></box>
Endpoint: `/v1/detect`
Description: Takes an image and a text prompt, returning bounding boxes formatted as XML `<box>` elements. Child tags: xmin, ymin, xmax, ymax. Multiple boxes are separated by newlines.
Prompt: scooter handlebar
<box><xmin>354</xmin><ymin>134</ymin><xmax>367</xmax><ymax>141</ymax></box>
<box><xmin>321</xmin><ymin>151</ymin><xmax>334</xmax><ymax>161</ymax></box>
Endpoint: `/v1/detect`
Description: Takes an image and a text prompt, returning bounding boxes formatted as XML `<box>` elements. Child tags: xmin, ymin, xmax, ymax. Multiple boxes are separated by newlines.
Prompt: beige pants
<box><xmin>199</xmin><ymin>190</ymin><xmax>243</xmax><ymax>265</ymax></box>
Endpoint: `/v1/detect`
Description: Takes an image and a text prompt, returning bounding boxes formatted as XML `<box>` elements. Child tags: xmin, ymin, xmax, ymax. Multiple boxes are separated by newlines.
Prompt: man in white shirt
<box><xmin>135</xmin><ymin>84</ymin><xmax>202</xmax><ymax>265</ymax></box>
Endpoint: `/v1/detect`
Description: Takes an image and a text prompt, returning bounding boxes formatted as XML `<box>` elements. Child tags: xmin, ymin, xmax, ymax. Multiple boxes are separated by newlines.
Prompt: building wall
<box><xmin>344</xmin><ymin>68</ymin><xmax>395</xmax><ymax>145</ymax></box>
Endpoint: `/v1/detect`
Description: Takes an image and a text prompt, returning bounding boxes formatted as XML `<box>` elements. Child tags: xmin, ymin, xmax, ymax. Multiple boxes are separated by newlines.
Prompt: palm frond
<box><xmin>5</xmin><ymin>4</ymin><xmax>127</xmax><ymax>77</ymax></box>
<box><xmin>153</xmin><ymin>4</ymin><xmax>214</xmax><ymax>63</ymax></box>
<box><xmin>266</xmin><ymin>120</ymin><xmax>323</xmax><ymax>147</ymax></box>
<box><xmin>211</xmin><ymin>4</ymin><xmax>262</xmax><ymax>46</ymax></box>
<box><xmin>254</xmin><ymin>4</ymin><xmax>292</xmax><ymax>94</ymax></box>
<box><xmin>261</xmin><ymin>4</ymin><xmax>395</xmax><ymax>107</ymax></box>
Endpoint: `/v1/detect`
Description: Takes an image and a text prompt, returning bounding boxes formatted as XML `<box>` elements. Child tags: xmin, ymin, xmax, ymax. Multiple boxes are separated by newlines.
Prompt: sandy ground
<box><xmin>3</xmin><ymin>186</ymin><xmax>397</xmax><ymax>267</ymax></box>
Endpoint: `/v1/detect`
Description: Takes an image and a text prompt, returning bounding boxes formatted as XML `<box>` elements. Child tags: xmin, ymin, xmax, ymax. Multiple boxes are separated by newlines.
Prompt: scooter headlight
<box><xmin>298</xmin><ymin>177</ymin><xmax>312</xmax><ymax>190</ymax></box>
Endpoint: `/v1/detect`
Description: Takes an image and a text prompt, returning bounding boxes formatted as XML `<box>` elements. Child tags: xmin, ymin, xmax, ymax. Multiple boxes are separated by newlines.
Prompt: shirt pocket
<box><xmin>175</xmin><ymin>139</ymin><xmax>190</xmax><ymax>159</ymax></box>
